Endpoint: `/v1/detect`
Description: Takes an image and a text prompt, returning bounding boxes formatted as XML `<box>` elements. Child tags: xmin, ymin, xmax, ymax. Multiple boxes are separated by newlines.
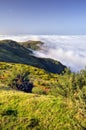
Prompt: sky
<box><xmin>0</xmin><ymin>0</ymin><xmax>86</xmax><ymax>35</ymax></box>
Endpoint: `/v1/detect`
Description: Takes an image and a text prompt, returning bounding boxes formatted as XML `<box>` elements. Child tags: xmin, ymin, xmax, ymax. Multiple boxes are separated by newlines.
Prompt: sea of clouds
<box><xmin>0</xmin><ymin>34</ymin><xmax>86</xmax><ymax>72</ymax></box>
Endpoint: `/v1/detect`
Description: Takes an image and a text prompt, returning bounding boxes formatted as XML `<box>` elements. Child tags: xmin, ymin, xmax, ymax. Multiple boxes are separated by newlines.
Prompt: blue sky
<box><xmin>0</xmin><ymin>0</ymin><xmax>86</xmax><ymax>35</ymax></box>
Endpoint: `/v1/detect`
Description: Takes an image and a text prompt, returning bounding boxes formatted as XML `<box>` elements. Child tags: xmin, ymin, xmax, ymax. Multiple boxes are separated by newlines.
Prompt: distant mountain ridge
<box><xmin>20</xmin><ymin>40</ymin><xmax>44</xmax><ymax>50</ymax></box>
<box><xmin>0</xmin><ymin>40</ymin><xmax>66</xmax><ymax>74</ymax></box>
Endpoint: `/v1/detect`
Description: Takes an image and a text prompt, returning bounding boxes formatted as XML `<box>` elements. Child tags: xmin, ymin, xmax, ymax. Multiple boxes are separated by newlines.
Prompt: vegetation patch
<box><xmin>20</xmin><ymin>40</ymin><xmax>44</xmax><ymax>50</ymax></box>
<box><xmin>2</xmin><ymin>109</ymin><xmax>18</xmax><ymax>116</ymax></box>
<box><xmin>0</xmin><ymin>62</ymin><xmax>86</xmax><ymax>129</ymax></box>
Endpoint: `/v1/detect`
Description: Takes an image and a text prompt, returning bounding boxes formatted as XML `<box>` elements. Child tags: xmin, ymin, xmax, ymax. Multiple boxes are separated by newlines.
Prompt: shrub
<box><xmin>10</xmin><ymin>74</ymin><xmax>34</xmax><ymax>93</ymax></box>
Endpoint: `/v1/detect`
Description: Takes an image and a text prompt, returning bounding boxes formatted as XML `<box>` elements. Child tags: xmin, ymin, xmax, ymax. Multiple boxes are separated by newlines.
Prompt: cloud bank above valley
<box><xmin>0</xmin><ymin>34</ymin><xmax>86</xmax><ymax>72</ymax></box>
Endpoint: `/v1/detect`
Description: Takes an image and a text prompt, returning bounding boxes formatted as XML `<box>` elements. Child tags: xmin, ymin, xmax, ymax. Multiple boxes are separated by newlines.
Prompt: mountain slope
<box><xmin>0</xmin><ymin>62</ymin><xmax>86</xmax><ymax>130</ymax></box>
<box><xmin>0</xmin><ymin>90</ymin><xmax>82</xmax><ymax>130</ymax></box>
<box><xmin>20</xmin><ymin>40</ymin><xmax>44</xmax><ymax>50</ymax></box>
<box><xmin>0</xmin><ymin>40</ymin><xmax>66</xmax><ymax>74</ymax></box>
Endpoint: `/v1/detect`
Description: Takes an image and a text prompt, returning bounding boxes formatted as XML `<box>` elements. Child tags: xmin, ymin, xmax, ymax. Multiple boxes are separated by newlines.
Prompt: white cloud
<box><xmin>0</xmin><ymin>34</ymin><xmax>86</xmax><ymax>72</ymax></box>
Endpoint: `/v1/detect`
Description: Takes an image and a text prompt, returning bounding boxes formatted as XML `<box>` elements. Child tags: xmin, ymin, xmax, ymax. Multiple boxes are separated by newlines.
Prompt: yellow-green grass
<box><xmin>0</xmin><ymin>89</ymin><xmax>84</xmax><ymax>130</ymax></box>
<box><xmin>0</xmin><ymin>62</ymin><xmax>86</xmax><ymax>130</ymax></box>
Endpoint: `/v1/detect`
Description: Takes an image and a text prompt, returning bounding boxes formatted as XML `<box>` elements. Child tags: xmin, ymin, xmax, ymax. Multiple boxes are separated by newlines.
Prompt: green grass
<box><xmin>0</xmin><ymin>62</ymin><xmax>63</xmax><ymax>94</ymax></box>
<box><xmin>0</xmin><ymin>62</ymin><xmax>86</xmax><ymax>130</ymax></box>
<box><xmin>0</xmin><ymin>90</ymin><xmax>84</xmax><ymax>130</ymax></box>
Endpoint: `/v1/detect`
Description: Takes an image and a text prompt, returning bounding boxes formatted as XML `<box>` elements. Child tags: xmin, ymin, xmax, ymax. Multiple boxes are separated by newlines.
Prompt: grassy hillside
<box><xmin>0</xmin><ymin>40</ymin><xmax>66</xmax><ymax>74</ymax></box>
<box><xmin>20</xmin><ymin>40</ymin><xmax>44</xmax><ymax>50</ymax></box>
<box><xmin>0</xmin><ymin>62</ymin><xmax>86</xmax><ymax>130</ymax></box>
<box><xmin>0</xmin><ymin>40</ymin><xmax>86</xmax><ymax>129</ymax></box>
<box><xmin>0</xmin><ymin>90</ymin><xmax>83</xmax><ymax>130</ymax></box>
